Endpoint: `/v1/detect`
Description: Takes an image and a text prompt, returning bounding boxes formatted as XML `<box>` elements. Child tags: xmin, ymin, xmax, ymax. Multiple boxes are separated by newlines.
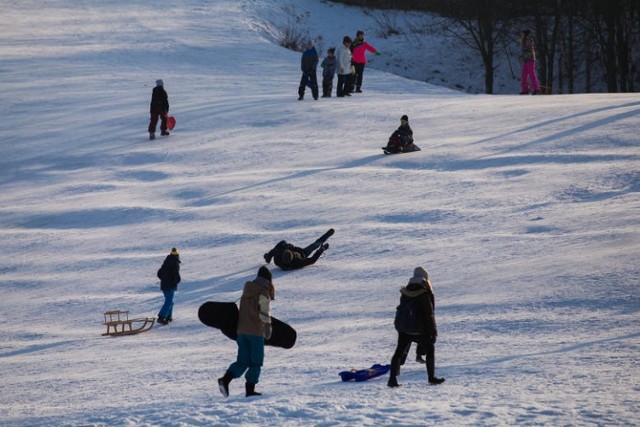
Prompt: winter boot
<box><xmin>161</xmin><ymin>130</ymin><xmax>170</xmax><ymax>136</ymax></box>
<box><xmin>149</xmin><ymin>132</ymin><xmax>155</xmax><ymax>140</ymax></box>
<box><xmin>245</xmin><ymin>382</ymin><xmax>262</xmax><ymax>397</ymax></box>
<box><xmin>416</xmin><ymin>355</ymin><xmax>426</xmax><ymax>363</ymax></box>
<box><xmin>318</xmin><ymin>228</ymin><xmax>335</xmax><ymax>244</ymax></box>
<box><xmin>387</xmin><ymin>376</ymin><xmax>400</xmax><ymax>388</ymax></box>
<box><xmin>429</xmin><ymin>377</ymin><xmax>445</xmax><ymax>385</ymax></box>
<box><xmin>218</xmin><ymin>371</ymin><xmax>233</xmax><ymax>397</ymax></box>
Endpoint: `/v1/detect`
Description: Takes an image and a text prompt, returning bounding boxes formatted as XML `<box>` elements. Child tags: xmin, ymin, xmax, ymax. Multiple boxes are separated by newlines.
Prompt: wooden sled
<box><xmin>102</xmin><ymin>310</ymin><xmax>155</xmax><ymax>336</ymax></box>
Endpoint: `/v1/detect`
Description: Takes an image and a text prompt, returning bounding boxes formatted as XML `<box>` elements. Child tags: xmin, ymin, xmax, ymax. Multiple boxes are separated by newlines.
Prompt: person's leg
<box><xmin>158</xmin><ymin>289</ymin><xmax>175</xmax><ymax>319</ymax></box>
<box><xmin>298</xmin><ymin>72</ymin><xmax>308</xmax><ymax>99</ymax></box>
<box><xmin>228</xmin><ymin>334</ymin><xmax>251</xmax><ymax>378</ymax></box>
<box><xmin>243</xmin><ymin>335</ymin><xmax>265</xmax><ymax>385</ymax></box>
<box><xmin>354</xmin><ymin>63</ymin><xmax>365</xmax><ymax>91</ymax></box>
<box><xmin>148</xmin><ymin>111</ymin><xmax>159</xmax><ymax>133</ymax></box>
<box><xmin>421</xmin><ymin>335</ymin><xmax>444</xmax><ymax>384</ymax></box>
<box><xmin>521</xmin><ymin>63</ymin><xmax>530</xmax><ymax>93</ymax></box>
<box><xmin>528</xmin><ymin>61</ymin><xmax>540</xmax><ymax>92</ymax></box>
<box><xmin>310</xmin><ymin>71</ymin><xmax>319</xmax><ymax>99</ymax></box>
<box><xmin>388</xmin><ymin>333</ymin><xmax>413</xmax><ymax>386</ymax></box>
<box><xmin>336</xmin><ymin>74</ymin><xmax>345</xmax><ymax>97</ymax></box>
<box><xmin>160</xmin><ymin>112</ymin><xmax>168</xmax><ymax>133</ymax></box>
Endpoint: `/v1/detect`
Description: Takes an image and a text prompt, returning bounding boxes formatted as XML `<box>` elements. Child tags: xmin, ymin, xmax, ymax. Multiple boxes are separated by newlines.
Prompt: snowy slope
<box><xmin>1</xmin><ymin>0</ymin><xmax>639</xmax><ymax>426</ymax></box>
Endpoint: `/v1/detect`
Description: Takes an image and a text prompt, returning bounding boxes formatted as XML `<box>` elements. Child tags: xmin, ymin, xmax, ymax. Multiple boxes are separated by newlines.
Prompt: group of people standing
<box><xmin>298</xmin><ymin>30</ymin><xmax>380</xmax><ymax>100</ymax></box>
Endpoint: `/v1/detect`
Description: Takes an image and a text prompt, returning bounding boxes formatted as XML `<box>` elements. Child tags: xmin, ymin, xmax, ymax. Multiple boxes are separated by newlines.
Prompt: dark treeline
<box><xmin>331</xmin><ymin>0</ymin><xmax>640</xmax><ymax>93</ymax></box>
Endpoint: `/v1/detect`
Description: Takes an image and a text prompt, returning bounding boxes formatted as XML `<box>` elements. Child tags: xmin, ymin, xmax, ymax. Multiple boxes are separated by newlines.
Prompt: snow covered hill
<box><xmin>1</xmin><ymin>0</ymin><xmax>638</xmax><ymax>425</ymax></box>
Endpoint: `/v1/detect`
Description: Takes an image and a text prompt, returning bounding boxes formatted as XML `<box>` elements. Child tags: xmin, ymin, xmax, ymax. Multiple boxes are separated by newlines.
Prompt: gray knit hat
<box><xmin>156</xmin><ymin>79</ymin><xmax>164</xmax><ymax>86</ymax></box>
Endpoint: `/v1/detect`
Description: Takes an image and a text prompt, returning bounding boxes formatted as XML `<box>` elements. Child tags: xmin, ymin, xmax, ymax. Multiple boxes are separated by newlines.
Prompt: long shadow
<box><xmin>188</xmin><ymin>154</ymin><xmax>382</xmax><ymax>207</ymax></box>
<box><xmin>444</xmin><ymin>331</ymin><xmax>640</xmax><ymax>370</ymax></box>
<box><xmin>472</xmin><ymin>101</ymin><xmax>640</xmax><ymax>146</ymax></box>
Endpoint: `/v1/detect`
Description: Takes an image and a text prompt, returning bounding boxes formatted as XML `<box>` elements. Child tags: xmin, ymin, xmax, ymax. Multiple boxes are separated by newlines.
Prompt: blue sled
<box><xmin>339</xmin><ymin>364</ymin><xmax>391</xmax><ymax>382</ymax></box>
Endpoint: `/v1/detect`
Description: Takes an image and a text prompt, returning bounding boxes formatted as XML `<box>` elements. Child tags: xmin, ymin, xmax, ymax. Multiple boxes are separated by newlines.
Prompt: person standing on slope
<box><xmin>519</xmin><ymin>30</ymin><xmax>541</xmax><ymax>95</ymax></box>
<box><xmin>388</xmin><ymin>266</ymin><xmax>445</xmax><ymax>387</ymax></box>
<box><xmin>148</xmin><ymin>79</ymin><xmax>170</xmax><ymax>140</ymax></box>
<box><xmin>350</xmin><ymin>30</ymin><xmax>379</xmax><ymax>93</ymax></box>
<box><xmin>298</xmin><ymin>40</ymin><xmax>319</xmax><ymax>101</ymax></box>
<box><xmin>218</xmin><ymin>266</ymin><xmax>275</xmax><ymax>398</ymax></box>
<box><xmin>336</xmin><ymin>36</ymin><xmax>353</xmax><ymax>97</ymax></box>
<box><xmin>156</xmin><ymin>247</ymin><xmax>181</xmax><ymax>325</ymax></box>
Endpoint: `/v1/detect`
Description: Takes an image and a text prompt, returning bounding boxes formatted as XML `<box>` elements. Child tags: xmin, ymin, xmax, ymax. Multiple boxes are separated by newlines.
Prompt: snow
<box><xmin>1</xmin><ymin>0</ymin><xmax>639</xmax><ymax>425</ymax></box>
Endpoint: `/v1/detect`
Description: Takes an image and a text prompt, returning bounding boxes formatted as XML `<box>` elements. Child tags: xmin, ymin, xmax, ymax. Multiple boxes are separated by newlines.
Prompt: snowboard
<box><xmin>198</xmin><ymin>301</ymin><xmax>297</xmax><ymax>349</ymax></box>
<box><xmin>339</xmin><ymin>364</ymin><xmax>391</xmax><ymax>382</ymax></box>
<box><xmin>382</xmin><ymin>145</ymin><xmax>421</xmax><ymax>155</ymax></box>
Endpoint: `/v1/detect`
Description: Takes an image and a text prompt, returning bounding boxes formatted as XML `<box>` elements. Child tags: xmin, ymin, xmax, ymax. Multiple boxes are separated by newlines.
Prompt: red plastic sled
<box><xmin>164</xmin><ymin>114</ymin><xmax>176</xmax><ymax>131</ymax></box>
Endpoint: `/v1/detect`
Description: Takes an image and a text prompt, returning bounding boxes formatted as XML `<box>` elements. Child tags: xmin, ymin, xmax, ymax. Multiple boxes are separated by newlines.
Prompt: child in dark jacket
<box><xmin>263</xmin><ymin>229</ymin><xmax>334</xmax><ymax>271</ymax></box>
<box><xmin>320</xmin><ymin>48</ymin><xmax>337</xmax><ymax>98</ymax></box>
<box><xmin>383</xmin><ymin>115</ymin><xmax>420</xmax><ymax>154</ymax></box>
<box><xmin>298</xmin><ymin>41</ymin><xmax>319</xmax><ymax>100</ymax></box>
<box><xmin>156</xmin><ymin>247</ymin><xmax>181</xmax><ymax>324</ymax></box>
<box><xmin>148</xmin><ymin>79</ymin><xmax>170</xmax><ymax>140</ymax></box>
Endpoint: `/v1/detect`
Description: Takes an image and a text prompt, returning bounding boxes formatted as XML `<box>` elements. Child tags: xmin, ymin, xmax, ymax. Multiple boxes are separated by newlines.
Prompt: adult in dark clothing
<box><xmin>298</xmin><ymin>41</ymin><xmax>319</xmax><ymax>101</ymax></box>
<box><xmin>263</xmin><ymin>229</ymin><xmax>334</xmax><ymax>271</ymax></box>
<box><xmin>218</xmin><ymin>266</ymin><xmax>275</xmax><ymax>398</ymax></box>
<box><xmin>156</xmin><ymin>247</ymin><xmax>181</xmax><ymax>325</ymax></box>
<box><xmin>148</xmin><ymin>79</ymin><xmax>170</xmax><ymax>140</ymax></box>
<box><xmin>388</xmin><ymin>266</ymin><xmax>445</xmax><ymax>387</ymax></box>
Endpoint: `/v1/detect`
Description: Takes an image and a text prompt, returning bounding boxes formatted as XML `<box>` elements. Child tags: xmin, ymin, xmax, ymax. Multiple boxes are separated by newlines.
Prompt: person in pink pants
<box><xmin>520</xmin><ymin>30</ymin><xmax>540</xmax><ymax>95</ymax></box>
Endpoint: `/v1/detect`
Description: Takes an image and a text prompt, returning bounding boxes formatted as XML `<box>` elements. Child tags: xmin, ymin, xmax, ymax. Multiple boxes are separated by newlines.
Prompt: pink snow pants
<box><xmin>521</xmin><ymin>60</ymin><xmax>540</xmax><ymax>93</ymax></box>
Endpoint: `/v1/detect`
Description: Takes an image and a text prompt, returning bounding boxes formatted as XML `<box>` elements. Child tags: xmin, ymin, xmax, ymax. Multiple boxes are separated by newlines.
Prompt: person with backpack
<box><xmin>148</xmin><ymin>79</ymin><xmax>170</xmax><ymax>140</ymax></box>
<box><xmin>218</xmin><ymin>266</ymin><xmax>275</xmax><ymax>398</ymax></box>
<box><xmin>263</xmin><ymin>229</ymin><xmax>334</xmax><ymax>271</ymax></box>
<box><xmin>388</xmin><ymin>266</ymin><xmax>445</xmax><ymax>387</ymax></box>
<box><xmin>156</xmin><ymin>247</ymin><xmax>181</xmax><ymax>325</ymax></box>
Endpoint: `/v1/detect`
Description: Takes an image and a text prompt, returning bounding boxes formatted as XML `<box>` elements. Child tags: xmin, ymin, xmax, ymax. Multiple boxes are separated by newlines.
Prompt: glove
<box><xmin>264</xmin><ymin>323</ymin><xmax>272</xmax><ymax>340</ymax></box>
<box><xmin>375</xmin><ymin>51</ymin><xmax>381</xmax><ymax>56</ymax></box>
<box><xmin>263</xmin><ymin>253</ymin><xmax>272</xmax><ymax>264</ymax></box>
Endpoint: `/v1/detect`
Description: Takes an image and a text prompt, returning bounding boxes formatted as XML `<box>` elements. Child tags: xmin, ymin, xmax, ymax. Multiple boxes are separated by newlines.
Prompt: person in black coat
<box><xmin>263</xmin><ymin>229</ymin><xmax>334</xmax><ymax>271</ymax></box>
<box><xmin>148</xmin><ymin>79</ymin><xmax>170</xmax><ymax>140</ymax></box>
<box><xmin>388</xmin><ymin>266</ymin><xmax>445</xmax><ymax>387</ymax></box>
<box><xmin>156</xmin><ymin>247</ymin><xmax>181</xmax><ymax>324</ymax></box>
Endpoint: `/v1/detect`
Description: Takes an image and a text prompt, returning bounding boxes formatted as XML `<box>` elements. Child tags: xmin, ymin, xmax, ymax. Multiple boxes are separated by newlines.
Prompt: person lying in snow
<box><xmin>263</xmin><ymin>229</ymin><xmax>334</xmax><ymax>271</ymax></box>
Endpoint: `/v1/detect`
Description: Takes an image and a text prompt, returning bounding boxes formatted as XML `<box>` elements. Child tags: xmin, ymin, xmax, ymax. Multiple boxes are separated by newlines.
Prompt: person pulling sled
<box><xmin>382</xmin><ymin>115</ymin><xmax>420</xmax><ymax>154</ymax></box>
<box><xmin>148</xmin><ymin>79</ymin><xmax>170</xmax><ymax>140</ymax></box>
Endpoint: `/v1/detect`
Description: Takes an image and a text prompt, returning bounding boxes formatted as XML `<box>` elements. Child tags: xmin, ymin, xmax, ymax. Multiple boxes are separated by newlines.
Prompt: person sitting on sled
<box><xmin>383</xmin><ymin>115</ymin><xmax>419</xmax><ymax>153</ymax></box>
<box><xmin>263</xmin><ymin>229</ymin><xmax>334</xmax><ymax>271</ymax></box>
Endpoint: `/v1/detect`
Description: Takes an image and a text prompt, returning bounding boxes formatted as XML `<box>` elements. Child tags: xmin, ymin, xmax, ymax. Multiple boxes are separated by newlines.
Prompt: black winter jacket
<box><xmin>395</xmin><ymin>282</ymin><xmax>436</xmax><ymax>336</ymax></box>
<box><xmin>150</xmin><ymin>86</ymin><xmax>169</xmax><ymax>113</ymax></box>
<box><xmin>158</xmin><ymin>254</ymin><xmax>181</xmax><ymax>290</ymax></box>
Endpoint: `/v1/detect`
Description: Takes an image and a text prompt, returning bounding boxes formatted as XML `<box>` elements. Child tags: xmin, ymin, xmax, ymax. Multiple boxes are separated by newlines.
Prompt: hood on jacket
<box><xmin>407</xmin><ymin>266</ymin><xmax>433</xmax><ymax>292</ymax></box>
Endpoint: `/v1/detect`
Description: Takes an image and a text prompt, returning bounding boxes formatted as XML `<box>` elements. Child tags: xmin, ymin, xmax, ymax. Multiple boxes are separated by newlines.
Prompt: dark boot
<box><xmin>426</xmin><ymin>355</ymin><xmax>445</xmax><ymax>384</ymax></box>
<box><xmin>245</xmin><ymin>382</ymin><xmax>262</xmax><ymax>397</ymax></box>
<box><xmin>387</xmin><ymin>376</ymin><xmax>400</xmax><ymax>387</ymax></box>
<box><xmin>218</xmin><ymin>371</ymin><xmax>233</xmax><ymax>397</ymax></box>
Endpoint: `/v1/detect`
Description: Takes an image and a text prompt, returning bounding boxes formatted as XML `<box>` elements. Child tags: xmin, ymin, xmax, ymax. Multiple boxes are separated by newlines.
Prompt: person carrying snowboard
<box><xmin>298</xmin><ymin>41</ymin><xmax>319</xmax><ymax>101</ymax></box>
<box><xmin>218</xmin><ymin>266</ymin><xmax>275</xmax><ymax>398</ymax></box>
<box><xmin>263</xmin><ymin>229</ymin><xmax>334</xmax><ymax>271</ymax></box>
<box><xmin>383</xmin><ymin>115</ymin><xmax>420</xmax><ymax>154</ymax></box>
<box><xmin>388</xmin><ymin>266</ymin><xmax>445</xmax><ymax>387</ymax></box>
<box><xmin>148</xmin><ymin>79</ymin><xmax>170</xmax><ymax>140</ymax></box>
<box><xmin>156</xmin><ymin>247</ymin><xmax>181</xmax><ymax>325</ymax></box>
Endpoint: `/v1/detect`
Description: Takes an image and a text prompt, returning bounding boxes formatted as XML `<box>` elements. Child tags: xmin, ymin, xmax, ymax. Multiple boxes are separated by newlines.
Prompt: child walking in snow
<box><xmin>321</xmin><ymin>48</ymin><xmax>337</xmax><ymax>98</ymax></box>
<box><xmin>148</xmin><ymin>79</ymin><xmax>170</xmax><ymax>140</ymax></box>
